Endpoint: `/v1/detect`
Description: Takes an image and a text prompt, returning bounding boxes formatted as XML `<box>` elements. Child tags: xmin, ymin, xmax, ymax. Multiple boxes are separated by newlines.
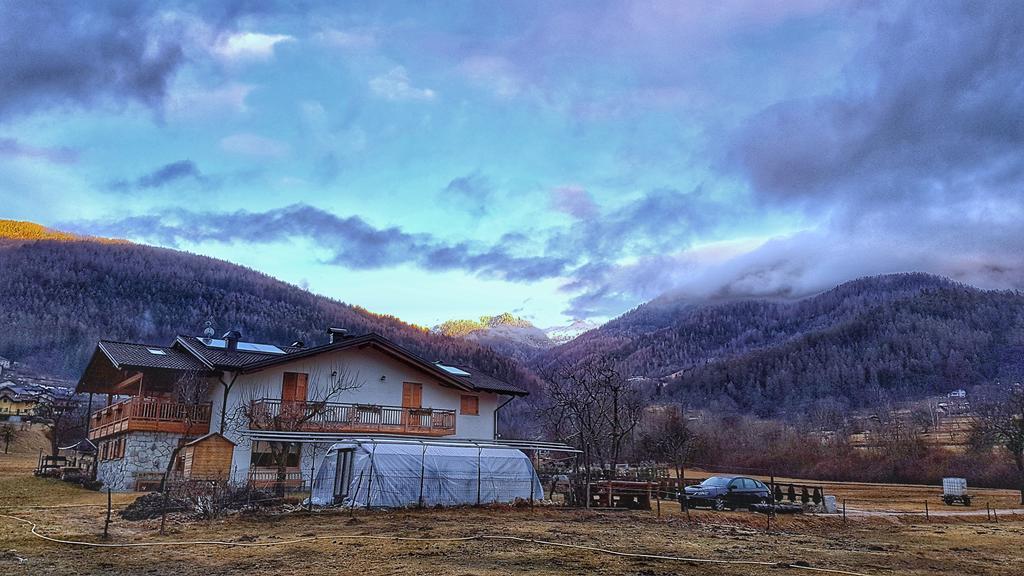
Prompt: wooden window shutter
<box><xmin>460</xmin><ymin>395</ymin><xmax>479</xmax><ymax>415</ymax></box>
<box><xmin>402</xmin><ymin>382</ymin><xmax>422</xmax><ymax>408</ymax></box>
<box><xmin>282</xmin><ymin>373</ymin><xmax>308</xmax><ymax>402</ymax></box>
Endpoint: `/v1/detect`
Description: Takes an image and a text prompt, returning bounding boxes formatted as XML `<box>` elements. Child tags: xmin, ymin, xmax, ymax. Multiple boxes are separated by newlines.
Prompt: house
<box><xmin>0</xmin><ymin>382</ymin><xmax>45</xmax><ymax>421</ymax></box>
<box><xmin>75</xmin><ymin>328</ymin><xmax>530</xmax><ymax>492</ymax></box>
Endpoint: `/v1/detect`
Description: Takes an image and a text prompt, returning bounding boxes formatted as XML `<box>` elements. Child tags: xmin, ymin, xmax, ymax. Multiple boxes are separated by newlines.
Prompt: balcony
<box><xmin>249</xmin><ymin>399</ymin><xmax>457</xmax><ymax>437</ymax></box>
<box><xmin>89</xmin><ymin>397</ymin><xmax>212</xmax><ymax>441</ymax></box>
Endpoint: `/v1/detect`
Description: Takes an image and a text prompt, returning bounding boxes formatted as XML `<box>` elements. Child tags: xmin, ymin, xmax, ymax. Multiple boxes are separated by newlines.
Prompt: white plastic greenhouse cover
<box><xmin>310</xmin><ymin>440</ymin><xmax>544</xmax><ymax>507</ymax></box>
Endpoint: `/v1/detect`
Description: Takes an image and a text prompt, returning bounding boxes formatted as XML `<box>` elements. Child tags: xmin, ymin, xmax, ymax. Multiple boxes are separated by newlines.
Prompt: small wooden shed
<box><xmin>179</xmin><ymin>432</ymin><xmax>235</xmax><ymax>480</ymax></box>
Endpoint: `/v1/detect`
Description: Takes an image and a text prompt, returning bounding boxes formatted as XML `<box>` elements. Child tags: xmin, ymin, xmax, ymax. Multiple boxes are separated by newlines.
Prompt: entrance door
<box><xmin>402</xmin><ymin>382</ymin><xmax>422</xmax><ymax>428</ymax></box>
<box><xmin>281</xmin><ymin>372</ymin><xmax>308</xmax><ymax>419</ymax></box>
<box><xmin>282</xmin><ymin>372</ymin><xmax>308</xmax><ymax>402</ymax></box>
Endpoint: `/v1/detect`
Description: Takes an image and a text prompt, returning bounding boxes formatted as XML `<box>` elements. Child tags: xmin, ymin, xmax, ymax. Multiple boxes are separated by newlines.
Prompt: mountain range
<box><xmin>3</xmin><ymin>219</ymin><xmax>1023</xmax><ymax>419</ymax></box>
<box><xmin>530</xmin><ymin>273</ymin><xmax>1024</xmax><ymax>416</ymax></box>
<box><xmin>433</xmin><ymin>313</ymin><xmax>598</xmax><ymax>361</ymax></box>
<box><xmin>0</xmin><ymin>221</ymin><xmax>541</xmax><ymax>397</ymax></box>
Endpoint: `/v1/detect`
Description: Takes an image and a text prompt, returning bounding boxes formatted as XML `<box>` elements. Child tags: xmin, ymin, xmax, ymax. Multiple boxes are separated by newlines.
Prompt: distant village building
<box><xmin>76</xmin><ymin>329</ymin><xmax>537</xmax><ymax>495</ymax></box>
<box><xmin>0</xmin><ymin>381</ymin><xmax>46</xmax><ymax>421</ymax></box>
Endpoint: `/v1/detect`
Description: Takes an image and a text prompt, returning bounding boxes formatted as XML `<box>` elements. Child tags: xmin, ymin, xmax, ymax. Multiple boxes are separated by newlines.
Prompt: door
<box><xmin>402</xmin><ymin>382</ymin><xmax>422</xmax><ymax>428</ymax></box>
<box><xmin>281</xmin><ymin>372</ymin><xmax>308</xmax><ymax>419</ymax></box>
<box><xmin>282</xmin><ymin>372</ymin><xmax>308</xmax><ymax>402</ymax></box>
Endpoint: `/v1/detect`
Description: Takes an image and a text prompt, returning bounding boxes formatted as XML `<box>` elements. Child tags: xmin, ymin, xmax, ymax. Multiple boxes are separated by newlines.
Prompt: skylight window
<box><xmin>436</xmin><ymin>363</ymin><xmax>471</xmax><ymax>376</ymax></box>
<box><xmin>147</xmin><ymin>348</ymin><xmax>167</xmax><ymax>355</ymax></box>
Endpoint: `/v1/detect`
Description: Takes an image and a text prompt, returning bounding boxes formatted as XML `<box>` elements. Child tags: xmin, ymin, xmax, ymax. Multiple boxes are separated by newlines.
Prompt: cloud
<box><xmin>220</xmin><ymin>133</ymin><xmax>290</xmax><ymax>158</ymax></box>
<box><xmin>550</xmin><ymin>186</ymin><xmax>598</xmax><ymax>219</ymax></box>
<box><xmin>212</xmin><ymin>31</ymin><xmax>294</xmax><ymax>62</ymax></box>
<box><xmin>67</xmin><ymin>204</ymin><xmax>571</xmax><ymax>282</ymax></box>
<box><xmin>560</xmin><ymin>2</ymin><xmax>1024</xmax><ymax>317</ymax></box>
<box><xmin>0</xmin><ymin>138</ymin><xmax>78</xmax><ymax>164</ymax></box>
<box><xmin>442</xmin><ymin>172</ymin><xmax>493</xmax><ymax>216</ymax></box>
<box><xmin>108</xmin><ymin>160</ymin><xmax>212</xmax><ymax>192</ymax></box>
<box><xmin>369</xmin><ymin>66</ymin><xmax>436</xmax><ymax>101</ymax></box>
<box><xmin>735</xmin><ymin>2</ymin><xmax>1024</xmax><ymax>211</ymax></box>
<box><xmin>0</xmin><ymin>2</ymin><xmax>186</xmax><ymax>120</ymax></box>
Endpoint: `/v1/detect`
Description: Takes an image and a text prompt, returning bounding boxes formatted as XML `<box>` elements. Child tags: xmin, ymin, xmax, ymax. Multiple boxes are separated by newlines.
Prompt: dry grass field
<box><xmin>2</xmin><ymin>429</ymin><xmax>1023</xmax><ymax>576</ymax></box>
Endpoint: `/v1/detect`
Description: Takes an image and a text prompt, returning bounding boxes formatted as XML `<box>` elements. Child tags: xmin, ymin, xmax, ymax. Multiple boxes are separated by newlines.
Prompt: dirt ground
<box><xmin>2</xmin><ymin>433</ymin><xmax>1023</xmax><ymax>575</ymax></box>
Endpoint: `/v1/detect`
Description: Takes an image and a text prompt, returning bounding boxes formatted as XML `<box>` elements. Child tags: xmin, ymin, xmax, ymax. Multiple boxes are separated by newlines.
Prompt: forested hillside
<box><xmin>0</xmin><ymin>236</ymin><xmax>542</xmax><ymax>395</ymax></box>
<box><xmin>532</xmin><ymin>274</ymin><xmax>1024</xmax><ymax>416</ymax></box>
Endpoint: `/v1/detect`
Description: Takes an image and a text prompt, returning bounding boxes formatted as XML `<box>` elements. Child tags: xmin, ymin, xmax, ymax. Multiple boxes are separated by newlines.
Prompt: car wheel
<box><xmin>712</xmin><ymin>497</ymin><xmax>726</xmax><ymax>511</ymax></box>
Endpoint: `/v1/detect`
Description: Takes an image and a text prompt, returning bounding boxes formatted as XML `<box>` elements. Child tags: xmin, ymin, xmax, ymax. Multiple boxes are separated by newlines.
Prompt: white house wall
<box><xmin>209</xmin><ymin>346</ymin><xmax>503</xmax><ymax>485</ymax></box>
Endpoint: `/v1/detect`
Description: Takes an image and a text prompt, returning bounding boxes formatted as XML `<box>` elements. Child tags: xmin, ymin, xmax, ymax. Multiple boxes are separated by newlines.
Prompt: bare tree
<box><xmin>638</xmin><ymin>408</ymin><xmax>702</xmax><ymax>481</ymax></box>
<box><xmin>1</xmin><ymin>423</ymin><xmax>15</xmax><ymax>453</ymax></box>
<box><xmin>230</xmin><ymin>363</ymin><xmax>362</xmax><ymax>496</ymax></box>
<box><xmin>542</xmin><ymin>358</ymin><xmax>644</xmax><ymax>476</ymax></box>
<box><xmin>972</xmin><ymin>385</ymin><xmax>1024</xmax><ymax>504</ymax></box>
<box><xmin>34</xmin><ymin>392</ymin><xmax>85</xmax><ymax>457</ymax></box>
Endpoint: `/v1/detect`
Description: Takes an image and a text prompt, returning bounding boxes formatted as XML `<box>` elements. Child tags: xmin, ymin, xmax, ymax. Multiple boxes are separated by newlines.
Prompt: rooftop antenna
<box><xmin>202</xmin><ymin>319</ymin><xmax>215</xmax><ymax>340</ymax></box>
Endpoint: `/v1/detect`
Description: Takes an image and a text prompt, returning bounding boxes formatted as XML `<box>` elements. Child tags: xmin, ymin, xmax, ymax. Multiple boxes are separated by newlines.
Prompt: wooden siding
<box><xmin>88</xmin><ymin>397</ymin><xmax>212</xmax><ymax>441</ymax></box>
<box><xmin>181</xmin><ymin>435</ymin><xmax>234</xmax><ymax>480</ymax></box>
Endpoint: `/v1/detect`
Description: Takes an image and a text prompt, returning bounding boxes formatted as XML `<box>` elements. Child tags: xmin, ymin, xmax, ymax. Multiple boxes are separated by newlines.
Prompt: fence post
<box><xmin>476</xmin><ymin>447</ymin><xmax>482</xmax><ymax>506</ymax></box>
<box><xmin>656</xmin><ymin>485</ymin><xmax>661</xmax><ymax>518</ymax></box>
<box><xmin>103</xmin><ymin>487</ymin><xmax>112</xmax><ymax>539</ymax></box>
<box><xmin>924</xmin><ymin>500</ymin><xmax>929</xmax><ymax>522</ymax></box>
<box><xmin>365</xmin><ymin>444</ymin><xmax>376</xmax><ymax>510</ymax></box>
<box><xmin>418</xmin><ymin>444</ymin><xmax>426</xmax><ymax>508</ymax></box>
<box><xmin>842</xmin><ymin>499</ymin><xmax>846</xmax><ymax>524</ymax></box>
<box><xmin>986</xmin><ymin>502</ymin><xmax>991</xmax><ymax>522</ymax></box>
<box><xmin>308</xmin><ymin>445</ymin><xmax>315</xmax><ymax>513</ymax></box>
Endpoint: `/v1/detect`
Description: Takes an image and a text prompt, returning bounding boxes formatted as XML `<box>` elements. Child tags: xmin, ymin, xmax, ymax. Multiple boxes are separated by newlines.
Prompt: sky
<box><xmin>1</xmin><ymin>1</ymin><xmax>1022</xmax><ymax>328</ymax></box>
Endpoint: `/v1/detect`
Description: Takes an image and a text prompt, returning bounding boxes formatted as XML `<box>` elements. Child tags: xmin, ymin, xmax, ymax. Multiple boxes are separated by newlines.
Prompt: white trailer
<box><xmin>941</xmin><ymin>477</ymin><xmax>971</xmax><ymax>506</ymax></box>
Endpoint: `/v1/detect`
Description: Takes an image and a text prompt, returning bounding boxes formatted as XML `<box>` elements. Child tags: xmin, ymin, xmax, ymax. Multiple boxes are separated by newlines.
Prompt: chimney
<box><xmin>222</xmin><ymin>330</ymin><xmax>241</xmax><ymax>351</ymax></box>
<box><xmin>327</xmin><ymin>327</ymin><xmax>349</xmax><ymax>344</ymax></box>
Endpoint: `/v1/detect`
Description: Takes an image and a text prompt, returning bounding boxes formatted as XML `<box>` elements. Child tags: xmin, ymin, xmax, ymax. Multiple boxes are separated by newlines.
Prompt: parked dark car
<box><xmin>682</xmin><ymin>475</ymin><xmax>771</xmax><ymax>511</ymax></box>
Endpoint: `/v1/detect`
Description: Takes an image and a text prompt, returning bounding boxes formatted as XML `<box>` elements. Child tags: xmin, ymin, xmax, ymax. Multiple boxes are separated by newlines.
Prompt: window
<box><xmin>251</xmin><ymin>441</ymin><xmax>301</xmax><ymax>468</ymax></box>
<box><xmin>281</xmin><ymin>372</ymin><xmax>308</xmax><ymax>403</ymax></box>
<box><xmin>460</xmin><ymin>395</ymin><xmax>479</xmax><ymax>416</ymax></box>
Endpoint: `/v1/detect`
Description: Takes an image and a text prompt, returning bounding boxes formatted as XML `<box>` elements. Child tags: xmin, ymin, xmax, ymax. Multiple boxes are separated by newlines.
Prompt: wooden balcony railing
<box><xmin>89</xmin><ymin>397</ymin><xmax>212</xmax><ymax>441</ymax></box>
<box><xmin>249</xmin><ymin>399</ymin><xmax>456</xmax><ymax>436</ymax></box>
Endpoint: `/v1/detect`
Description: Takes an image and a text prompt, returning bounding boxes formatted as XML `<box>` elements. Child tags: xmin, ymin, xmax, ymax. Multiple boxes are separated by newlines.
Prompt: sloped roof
<box><xmin>77</xmin><ymin>332</ymin><xmax>527</xmax><ymax>397</ymax></box>
<box><xmin>449</xmin><ymin>367</ymin><xmax>528</xmax><ymax>396</ymax></box>
<box><xmin>174</xmin><ymin>336</ymin><xmax>304</xmax><ymax>370</ymax></box>
<box><xmin>183</xmin><ymin>431</ymin><xmax>236</xmax><ymax>447</ymax></box>
<box><xmin>97</xmin><ymin>341</ymin><xmax>210</xmax><ymax>371</ymax></box>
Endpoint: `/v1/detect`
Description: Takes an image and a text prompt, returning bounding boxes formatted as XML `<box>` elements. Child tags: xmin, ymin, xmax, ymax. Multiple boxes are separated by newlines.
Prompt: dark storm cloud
<box><xmin>0</xmin><ymin>2</ymin><xmax>186</xmax><ymax>120</ymax></box>
<box><xmin>550</xmin><ymin>0</ymin><xmax>1024</xmax><ymax>317</ymax></box>
<box><xmin>549</xmin><ymin>186</ymin><xmax>737</xmax><ymax>261</ymax></box>
<box><xmin>68</xmin><ymin>204</ymin><xmax>572</xmax><ymax>282</ymax></box>
<box><xmin>109</xmin><ymin>160</ymin><xmax>212</xmax><ymax>191</ymax></box>
<box><xmin>736</xmin><ymin>1</ymin><xmax>1024</xmax><ymax>210</ymax></box>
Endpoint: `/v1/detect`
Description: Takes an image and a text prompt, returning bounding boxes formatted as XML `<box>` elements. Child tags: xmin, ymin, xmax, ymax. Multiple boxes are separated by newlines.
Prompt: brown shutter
<box><xmin>460</xmin><ymin>395</ymin><xmax>479</xmax><ymax>415</ymax></box>
<box><xmin>282</xmin><ymin>372</ymin><xmax>296</xmax><ymax>402</ymax></box>
<box><xmin>402</xmin><ymin>382</ymin><xmax>422</xmax><ymax>408</ymax></box>
<box><xmin>282</xmin><ymin>372</ymin><xmax>308</xmax><ymax>402</ymax></box>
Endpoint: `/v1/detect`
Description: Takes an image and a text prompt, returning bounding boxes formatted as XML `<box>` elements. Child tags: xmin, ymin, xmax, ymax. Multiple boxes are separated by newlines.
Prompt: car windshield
<box><xmin>700</xmin><ymin>476</ymin><xmax>732</xmax><ymax>487</ymax></box>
